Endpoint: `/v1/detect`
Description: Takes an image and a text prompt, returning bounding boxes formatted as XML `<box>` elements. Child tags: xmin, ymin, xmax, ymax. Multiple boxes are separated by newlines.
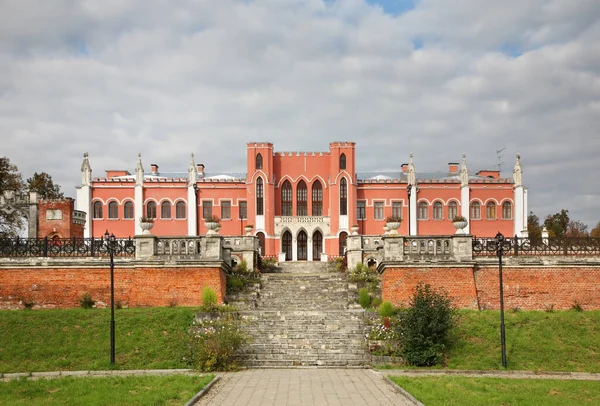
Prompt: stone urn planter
<box><xmin>244</xmin><ymin>225</ymin><xmax>254</xmax><ymax>236</ymax></box>
<box><xmin>139</xmin><ymin>219</ymin><xmax>154</xmax><ymax>235</ymax></box>
<box><xmin>205</xmin><ymin>221</ymin><xmax>219</xmax><ymax>235</ymax></box>
<box><xmin>452</xmin><ymin>216</ymin><xmax>468</xmax><ymax>234</ymax></box>
<box><xmin>351</xmin><ymin>225</ymin><xmax>359</xmax><ymax>235</ymax></box>
<box><xmin>385</xmin><ymin>217</ymin><xmax>402</xmax><ymax>235</ymax></box>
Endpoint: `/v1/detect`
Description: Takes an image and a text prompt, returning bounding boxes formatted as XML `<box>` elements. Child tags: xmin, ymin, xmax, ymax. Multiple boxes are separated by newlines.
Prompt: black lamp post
<box><xmin>104</xmin><ymin>230</ymin><xmax>116</xmax><ymax>364</ymax></box>
<box><xmin>407</xmin><ymin>184</ymin><xmax>412</xmax><ymax>235</ymax></box>
<box><xmin>495</xmin><ymin>231</ymin><xmax>508</xmax><ymax>368</ymax></box>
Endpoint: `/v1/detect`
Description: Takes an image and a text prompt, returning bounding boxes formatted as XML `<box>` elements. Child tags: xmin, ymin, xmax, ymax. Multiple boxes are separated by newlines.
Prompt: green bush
<box><xmin>358</xmin><ymin>288</ymin><xmax>371</xmax><ymax>309</ymax></box>
<box><xmin>235</xmin><ymin>260</ymin><xmax>248</xmax><ymax>273</ymax></box>
<box><xmin>370</xmin><ymin>297</ymin><xmax>383</xmax><ymax>308</ymax></box>
<box><xmin>227</xmin><ymin>277</ymin><xmax>245</xmax><ymax>292</ymax></box>
<box><xmin>189</xmin><ymin>314</ymin><xmax>246</xmax><ymax>372</ymax></box>
<box><xmin>379</xmin><ymin>301</ymin><xmax>396</xmax><ymax>318</ymax></box>
<box><xmin>79</xmin><ymin>293</ymin><xmax>95</xmax><ymax>309</ymax></box>
<box><xmin>396</xmin><ymin>283</ymin><xmax>456</xmax><ymax>366</ymax></box>
<box><xmin>261</xmin><ymin>257</ymin><xmax>278</xmax><ymax>272</ymax></box>
<box><xmin>349</xmin><ymin>263</ymin><xmax>378</xmax><ymax>283</ymax></box>
<box><xmin>201</xmin><ymin>287</ymin><xmax>218</xmax><ymax>311</ymax></box>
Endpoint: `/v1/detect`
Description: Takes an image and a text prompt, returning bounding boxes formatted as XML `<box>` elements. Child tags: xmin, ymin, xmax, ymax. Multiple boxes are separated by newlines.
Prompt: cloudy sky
<box><xmin>2</xmin><ymin>0</ymin><xmax>599</xmax><ymax>228</ymax></box>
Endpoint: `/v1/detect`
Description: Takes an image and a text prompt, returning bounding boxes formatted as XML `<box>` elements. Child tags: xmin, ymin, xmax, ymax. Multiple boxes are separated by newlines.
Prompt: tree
<box><xmin>527</xmin><ymin>211</ymin><xmax>542</xmax><ymax>245</ymax></box>
<box><xmin>0</xmin><ymin>157</ymin><xmax>26</xmax><ymax>237</ymax></box>
<box><xmin>27</xmin><ymin>172</ymin><xmax>64</xmax><ymax>199</ymax></box>
<box><xmin>544</xmin><ymin>209</ymin><xmax>570</xmax><ymax>238</ymax></box>
<box><xmin>591</xmin><ymin>222</ymin><xmax>600</xmax><ymax>238</ymax></box>
<box><xmin>566</xmin><ymin>220</ymin><xmax>589</xmax><ymax>238</ymax></box>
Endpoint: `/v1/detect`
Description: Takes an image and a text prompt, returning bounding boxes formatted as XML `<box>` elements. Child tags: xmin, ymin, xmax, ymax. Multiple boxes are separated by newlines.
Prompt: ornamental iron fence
<box><xmin>472</xmin><ymin>236</ymin><xmax>600</xmax><ymax>257</ymax></box>
<box><xmin>0</xmin><ymin>236</ymin><xmax>135</xmax><ymax>258</ymax></box>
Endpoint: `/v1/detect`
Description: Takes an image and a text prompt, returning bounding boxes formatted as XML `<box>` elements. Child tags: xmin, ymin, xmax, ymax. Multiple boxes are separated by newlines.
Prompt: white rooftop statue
<box><xmin>460</xmin><ymin>154</ymin><xmax>469</xmax><ymax>187</ymax></box>
<box><xmin>81</xmin><ymin>152</ymin><xmax>92</xmax><ymax>186</ymax></box>
<box><xmin>407</xmin><ymin>154</ymin><xmax>416</xmax><ymax>185</ymax></box>
<box><xmin>188</xmin><ymin>153</ymin><xmax>198</xmax><ymax>184</ymax></box>
<box><xmin>513</xmin><ymin>154</ymin><xmax>522</xmax><ymax>186</ymax></box>
<box><xmin>135</xmin><ymin>153</ymin><xmax>144</xmax><ymax>185</ymax></box>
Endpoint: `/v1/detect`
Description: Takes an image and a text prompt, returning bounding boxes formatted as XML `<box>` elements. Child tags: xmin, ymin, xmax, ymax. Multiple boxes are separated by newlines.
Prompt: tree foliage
<box><xmin>0</xmin><ymin>157</ymin><xmax>26</xmax><ymax>237</ymax></box>
<box><xmin>527</xmin><ymin>211</ymin><xmax>542</xmax><ymax>245</ymax></box>
<box><xmin>566</xmin><ymin>220</ymin><xmax>589</xmax><ymax>238</ymax></box>
<box><xmin>544</xmin><ymin>209</ymin><xmax>570</xmax><ymax>238</ymax></box>
<box><xmin>27</xmin><ymin>172</ymin><xmax>64</xmax><ymax>199</ymax></box>
<box><xmin>591</xmin><ymin>222</ymin><xmax>600</xmax><ymax>238</ymax></box>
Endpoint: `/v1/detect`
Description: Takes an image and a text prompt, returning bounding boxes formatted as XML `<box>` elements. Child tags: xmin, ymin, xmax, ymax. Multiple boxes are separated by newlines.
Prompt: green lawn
<box><xmin>445</xmin><ymin>310</ymin><xmax>600</xmax><ymax>372</ymax></box>
<box><xmin>389</xmin><ymin>376</ymin><xmax>600</xmax><ymax>406</ymax></box>
<box><xmin>0</xmin><ymin>374</ymin><xmax>214</xmax><ymax>406</ymax></box>
<box><xmin>0</xmin><ymin>307</ymin><xmax>199</xmax><ymax>373</ymax></box>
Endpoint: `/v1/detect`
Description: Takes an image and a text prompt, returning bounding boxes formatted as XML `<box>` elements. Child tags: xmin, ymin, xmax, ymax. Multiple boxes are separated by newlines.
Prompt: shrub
<box><xmin>349</xmin><ymin>263</ymin><xmax>378</xmax><ymax>283</ymax></box>
<box><xmin>201</xmin><ymin>287</ymin><xmax>218</xmax><ymax>311</ymax></box>
<box><xmin>188</xmin><ymin>314</ymin><xmax>246</xmax><ymax>372</ymax></box>
<box><xmin>379</xmin><ymin>301</ymin><xmax>396</xmax><ymax>318</ymax></box>
<box><xmin>370</xmin><ymin>297</ymin><xmax>383</xmax><ymax>308</ymax></box>
<box><xmin>79</xmin><ymin>293</ymin><xmax>95</xmax><ymax>309</ymax></box>
<box><xmin>235</xmin><ymin>260</ymin><xmax>249</xmax><ymax>273</ymax></box>
<box><xmin>572</xmin><ymin>301</ymin><xmax>584</xmax><ymax>312</ymax></box>
<box><xmin>358</xmin><ymin>288</ymin><xmax>371</xmax><ymax>309</ymax></box>
<box><xmin>227</xmin><ymin>277</ymin><xmax>245</xmax><ymax>292</ymax></box>
<box><xmin>261</xmin><ymin>257</ymin><xmax>278</xmax><ymax>273</ymax></box>
<box><xmin>396</xmin><ymin>283</ymin><xmax>456</xmax><ymax>366</ymax></box>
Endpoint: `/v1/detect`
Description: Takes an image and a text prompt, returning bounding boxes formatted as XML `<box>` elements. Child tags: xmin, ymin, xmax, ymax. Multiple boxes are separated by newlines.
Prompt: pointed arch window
<box><xmin>339</xmin><ymin>178</ymin><xmax>348</xmax><ymax>215</ymax></box>
<box><xmin>448</xmin><ymin>201</ymin><xmax>458</xmax><ymax>220</ymax></box>
<box><xmin>256</xmin><ymin>177</ymin><xmax>264</xmax><ymax>216</ymax></box>
<box><xmin>486</xmin><ymin>201</ymin><xmax>497</xmax><ymax>220</ymax></box>
<box><xmin>297</xmin><ymin>180</ymin><xmax>307</xmax><ymax>216</ymax></box>
<box><xmin>93</xmin><ymin>201</ymin><xmax>103</xmax><ymax>219</ymax></box>
<box><xmin>108</xmin><ymin>201</ymin><xmax>118</xmax><ymax>219</ymax></box>
<box><xmin>161</xmin><ymin>201</ymin><xmax>171</xmax><ymax>219</ymax></box>
<box><xmin>312</xmin><ymin>180</ymin><xmax>323</xmax><ymax>216</ymax></box>
<box><xmin>146</xmin><ymin>201</ymin><xmax>157</xmax><ymax>219</ymax></box>
<box><xmin>313</xmin><ymin>230</ymin><xmax>323</xmax><ymax>261</ymax></box>
<box><xmin>281</xmin><ymin>180</ymin><xmax>292</xmax><ymax>216</ymax></box>
<box><xmin>340</xmin><ymin>153</ymin><xmax>346</xmax><ymax>170</ymax></box>
<box><xmin>256</xmin><ymin>153</ymin><xmax>263</xmax><ymax>170</ymax></box>
<box><xmin>502</xmin><ymin>201</ymin><xmax>512</xmax><ymax>220</ymax></box>
<box><xmin>470</xmin><ymin>201</ymin><xmax>481</xmax><ymax>220</ymax></box>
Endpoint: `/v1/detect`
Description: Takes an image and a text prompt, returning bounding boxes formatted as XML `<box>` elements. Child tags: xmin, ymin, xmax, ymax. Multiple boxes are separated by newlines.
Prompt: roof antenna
<box><xmin>496</xmin><ymin>148</ymin><xmax>506</xmax><ymax>173</ymax></box>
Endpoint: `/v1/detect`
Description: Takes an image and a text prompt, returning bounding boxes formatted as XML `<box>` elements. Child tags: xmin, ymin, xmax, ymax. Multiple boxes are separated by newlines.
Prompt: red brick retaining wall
<box><xmin>0</xmin><ymin>264</ymin><xmax>226</xmax><ymax>309</ymax></box>
<box><xmin>382</xmin><ymin>265</ymin><xmax>600</xmax><ymax>310</ymax></box>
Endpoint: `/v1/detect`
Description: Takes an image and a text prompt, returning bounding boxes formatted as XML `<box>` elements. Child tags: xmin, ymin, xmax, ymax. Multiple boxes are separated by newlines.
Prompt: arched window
<box><xmin>282</xmin><ymin>231</ymin><xmax>292</xmax><ymax>261</ymax></box>
<box><xmin>312</xmin><ymin>180</ymin><xmax>323</xmax><ymax>216</ymax></box>
<box><xmin>418</xmin><ymin>201</ymin><xmax>428</xmax><ymax>219</ymax></box>
<box><xmin>108</xmin><ymin>201</ymin><xmax>118</xmax><ymax>219</ymax></box>
<box><xmin>502</xmin><ymin>201</ymin><xmax>512</xmax><ymax>220</ymax></box>
<box><xmin>297</xmin><ymin>231</ymin><xmax>307</xmax><ymax>260</ymax></box>
<box><xmin>339</xmin><ymin>153</ymin><xmax>346</xmax><ymax>170</ymax></box>
<box><xmin>281</xmin><ymin>180</ymin><xmax>292</xmax><ymax>216</ymax></box>
<box><xmin>486</xmin><ymin>201</ymin><xmax>496</xmax><ymax>220</ymax></box>
<box><xmin>161</xmin><ymin>201</ymin><xmax>171</xmax><ymax>219</ymax></box>
<box><xmin>256</xmin><ymin>177</ymin><xmax>264</xmax><ymax>216</ymax></box>
<box><xmin>339</xmin><ymin>178</ymin><xmax>347</xmax><ymax>215</ymax></box>
<box><xmin>146</xmin><ymin>201</ymin><xmax>157</xmax><ymax>219</ymax></box>
<box><xmin>470</xmin><ymin>201</ymin><xmax>481</xmax><ymax>220</ymax></box>
<box><xmin>176</xmin><ymin>201</ymin><xmax>186</xmax><ymax>219</ymax></box>
<box><xmin>433</xmin><ymin>201</ymin><xmax>443</xmax><ymax>220</ymax></box>
<box><xmin>448</xmin><ymin>201</ymin><xmax>458</xmax><ymax>220</ymax></box>
<box><xmin>297</xmin><ymin>180</ymin><xmax>307</xmax><ymax>216</ymax></box>
<box><xmin>93</xmin><ymin>201</ymin><xmax>103</xmax><ymax>219</ymax></box>
<box><xmin>124</xmin><ymin>201</ymin><xmax>134</xmax><ymax>219</ymax></box>
<box><xmin>256</xmin><ymin>153</ymin><xmax>263</xmax><ymax>170</ymax></box>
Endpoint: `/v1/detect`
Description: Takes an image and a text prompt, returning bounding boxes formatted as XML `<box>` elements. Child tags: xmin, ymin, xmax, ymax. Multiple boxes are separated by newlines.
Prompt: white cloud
<box><xmin>1</xmin><ymin>0</ymin><xmax>599</xmax><ymax>227</ymax></box>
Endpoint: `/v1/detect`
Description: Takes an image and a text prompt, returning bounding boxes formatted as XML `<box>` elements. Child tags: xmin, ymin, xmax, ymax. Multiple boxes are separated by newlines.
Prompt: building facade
<box><xmin>76</xmin><ymin>142</ymin><xmax>527</xmax><ymax>260</ymax></box>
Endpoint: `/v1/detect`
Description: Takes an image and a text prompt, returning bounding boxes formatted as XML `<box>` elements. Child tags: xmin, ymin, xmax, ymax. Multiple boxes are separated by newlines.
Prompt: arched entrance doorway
<box><xmin>312</xmin><ymin>230</ymin><xmax>322</xmax><ymax>261</ymax></box>
<box><xmin>297</xmin><ymin>231</ymin><xmax>307</xmax><ymax>260</ymax></box>
<box><xmin>256</xmin><ymin>232</ymin><xmax>265</xmax><ymax>256</ymax></box>
<box><xmin>339</xmin><ymin>232</ymin><xmax>348</xmax><ymax>256</ymax></box>
<box><xmin>282</xmin><ymin>231</ymin><xmax>292</xmax><ymax>261</ymax></box>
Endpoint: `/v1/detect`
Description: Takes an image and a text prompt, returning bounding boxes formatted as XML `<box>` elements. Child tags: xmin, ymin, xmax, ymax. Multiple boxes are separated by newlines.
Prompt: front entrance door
<box><xmin>282</xmin><ymin>231</ymin><xmax>292</xmax><ymax>261</ymax></box>
<box><xmin>297</xmin><ymin>231</ymin><xmax>307</xmax><ymax>260</ymax></box>
<box><xmin>312</xmin><ymin>230</ymin><xmax>322</xmax><ymax>261</ymax></box>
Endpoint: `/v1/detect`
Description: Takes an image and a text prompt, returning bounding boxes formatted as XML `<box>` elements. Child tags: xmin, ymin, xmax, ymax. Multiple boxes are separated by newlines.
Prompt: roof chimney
<box><xmin>197</xmin><ymin>164</ymin><xmax>205</xmax><ymax>179</ymax></box>
<box><xmin>150</xmin><ymin>164</ymin><xmax>159</xmax><ymax>175</ymax></box>
<box><xmin>448</xmin><ymin>162</ymin><xmax>459</xmax><ymax>174</ymax></box>
<box><xmin>401</xmin><ymin>163</ymin><xmax>408</xmax><ymax>173</ymax></box>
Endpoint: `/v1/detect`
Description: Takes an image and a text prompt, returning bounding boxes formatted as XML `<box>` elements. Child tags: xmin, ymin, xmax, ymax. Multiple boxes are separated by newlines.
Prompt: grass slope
<box><xmin>446</xmin><ymin>310</ymin><xmax>600</xmax><ymax>372</ymax></box>
<box><xmin>390</xmin><ymin>376</ymin><xmax>600</xmax><ymax>406</ymax></box>
<box><xmin>0</xmin><ymin>307</ymin><xmax>198</xmax><ymax>373</ymax></box>
<box><xmin>0</xmin><ymin>374</ymin><xmax>214</xmax><ymax>406</ymax></box>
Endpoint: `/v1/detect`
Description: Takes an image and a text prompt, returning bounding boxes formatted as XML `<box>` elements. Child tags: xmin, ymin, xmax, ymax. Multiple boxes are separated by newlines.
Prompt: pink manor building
<box><xmin>75</xmin><ymin>142</ymin><xmax>528</xmax><ymax>260</ymax></box>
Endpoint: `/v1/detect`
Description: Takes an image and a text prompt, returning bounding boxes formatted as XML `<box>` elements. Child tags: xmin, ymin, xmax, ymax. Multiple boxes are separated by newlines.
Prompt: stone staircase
<box><xmin>237</xmin><ymin>261</ymin><xmax>369</xmax><ymax>367</ymax></box>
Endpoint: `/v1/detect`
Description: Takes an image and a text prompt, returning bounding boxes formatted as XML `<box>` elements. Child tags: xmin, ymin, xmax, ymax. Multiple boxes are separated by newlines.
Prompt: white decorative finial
<box><xmin>81</xmin><ymin>152</ymin><xmax>92</xmax><ymax>186</ymax></box>
<box><xmin>135</xmin><ymin>153</ymin><xmax>144</xmax><ymax>185</ymax></box>
<box><xmin>407</xmin><ymin>153</ymin><xmax>416</xmax><ymax>185</ymax></box>
<box><xmin>460</xmin><ymin>154</ymin><xmax>469</xmax><ymax>186</ymax></box>
<box><xmin>513</xmin><ymin>153</ymin><xmax>522</xmax><ymax>186</ymax></box>
<box><xmin>188</xmin><ymin>153</ymin><xmax>198</xmax><ymax>184</ymax></box>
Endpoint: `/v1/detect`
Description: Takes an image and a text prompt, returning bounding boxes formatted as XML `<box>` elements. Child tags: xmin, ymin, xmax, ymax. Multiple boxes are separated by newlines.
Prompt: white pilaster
<box><xmin>514</xmin><ymin>186</ymin><xmax>525</xmax><ymax>237</ymax></box>
<box><xmin>307</xmin><ymin>237</ymin><xmax>313</xmax><ymax>262</ymax></box>
<box><xmin>187</xmin><ymin>153</ymin><xmax>198</xmax><ymax>236</ymax></box>
<box><xmin>409</xmin><ymin>190</ymin><xmax>417</xmax><ymax>235</ymax></box>
<box><xmin>292</xmin><ymin>237</ymin><xmax>298</xmax><ymax>261</ymax></box>
<box><xmin>78</xmin><ymin>152</ymin><xmax>92</xmax><ymax>238</ymax></box>
<box><xmin>461</xmin><ymin>185</ymin><xmax>470</xmax><ymax>234</ymax></box>
<box><xmin>134</xmin><ymin>153</ymin><xmax>144</xmax><ymax>236</ymax></box>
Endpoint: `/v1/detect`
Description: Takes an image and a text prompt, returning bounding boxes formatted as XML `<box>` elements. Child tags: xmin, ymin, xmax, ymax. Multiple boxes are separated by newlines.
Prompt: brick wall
<box><xmin>0</xmin><ymin>263</ymin><xmax>227</xmax><ymax>309</ymax></box>
<box><xmin>381</xmin><ymin>264</ymin><xmax>600</xmax><ymax>310</ymax></box>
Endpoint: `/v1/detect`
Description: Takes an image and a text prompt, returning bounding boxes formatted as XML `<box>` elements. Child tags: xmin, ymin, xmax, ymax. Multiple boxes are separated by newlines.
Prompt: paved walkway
<box><xmin>195</xmin><ymin>368</ymin><xmax>414</xmax><ymax>406</ymax></box>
